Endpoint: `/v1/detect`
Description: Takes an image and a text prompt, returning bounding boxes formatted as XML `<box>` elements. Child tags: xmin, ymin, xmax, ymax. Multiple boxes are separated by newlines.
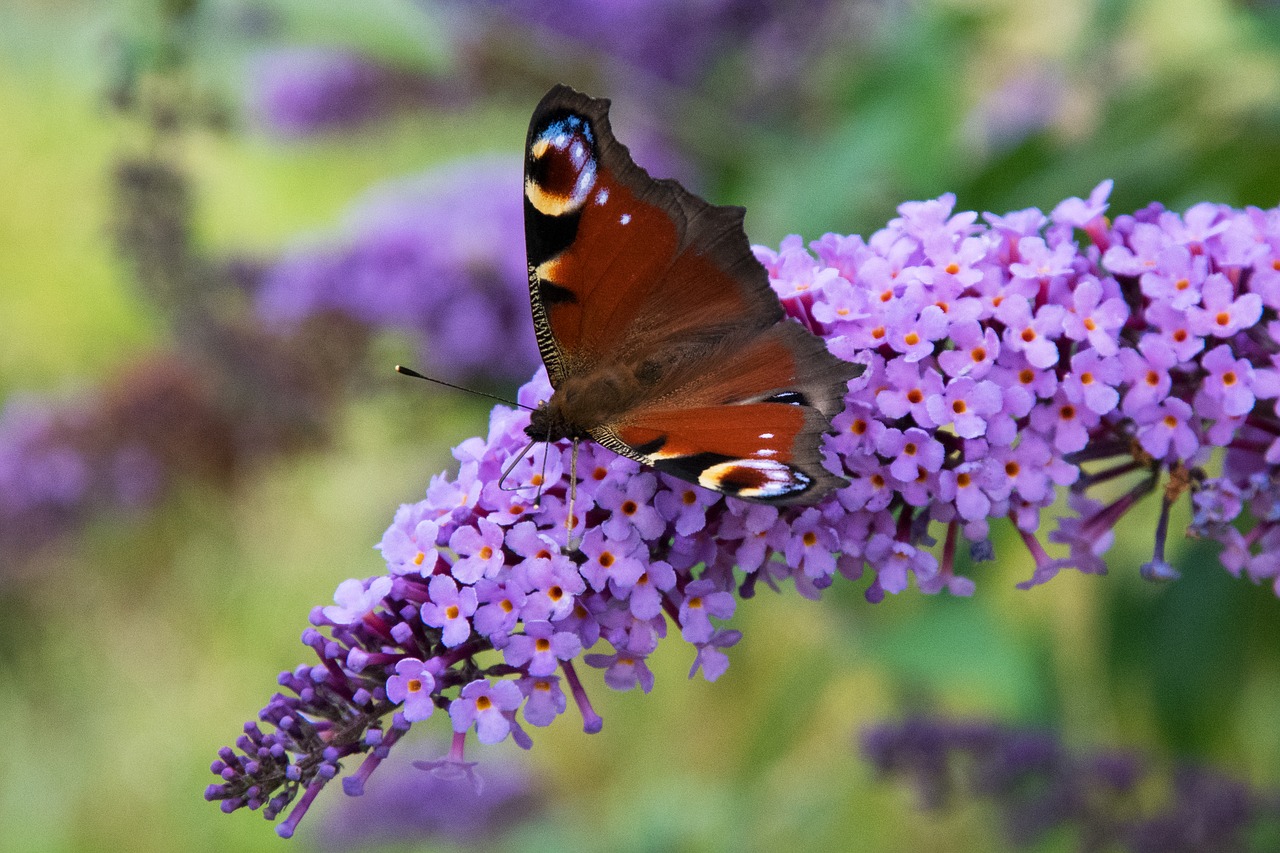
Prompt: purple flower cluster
<box><xmin>862</xmin><ymin>716</ymin><xmax>1280</xmax><ymax>852</ymax></box>
<box><xmin>209</xmin><ymin>187</ymin><xmax>1280</xmax><ymax>835</ymax></box>
<box><xmin>246</xmin><ymin>47</ymin><xmax>456</xmax><ymax>138</ymax></box>
<box><xmin>0</xmin><ymin>361</ymin><xmax>233</xmax><ymax>570</ymax></box>
<box><xmin>255</xmin><ymin>159</ymin><xmax>540</xmax><ymax>383</ymax></box>
<box><xmin>758</xmin><ymin>181</ymin><xmax>1280</xmax><ymax>596</ymax></box>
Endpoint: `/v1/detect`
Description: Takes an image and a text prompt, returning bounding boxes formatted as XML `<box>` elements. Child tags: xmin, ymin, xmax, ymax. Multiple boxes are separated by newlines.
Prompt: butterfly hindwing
<box><xmin>593</xmin><ymin>321</ymin><xmax>855</xmax><ymax>503</ymax></box>
<box><xmin>523</xmin><ymin>84</ymin><xmax>862</xmax><ymax>505</ymax></box>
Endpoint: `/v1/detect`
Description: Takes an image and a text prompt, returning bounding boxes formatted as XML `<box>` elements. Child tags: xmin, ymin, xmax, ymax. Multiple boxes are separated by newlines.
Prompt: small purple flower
<box><xmin>653</xmin><ymin>479</ymin><xmax>719</xmax><ymax>536</ymax></box>
<box><xmin>519</xmin><ymin>676</ymin><xmax>567</xmax><ymax>727</ymax></box>
<box><xmin>421</xmin><ymin>576</ymin><xmax>478</xmax><ymax>647</ymax></box>
<box><xmin>1134</xmin><ymin>398</ymin><xmax>1200</xmax><ymax>461</ymax></box>
<box><xmin>875</xmin><ymin>359</ymin><xmax>945</xmax><ymax>423</ymax></box>
<box><xmin>689</xmin><ymin>629</ymin><xmax>743</xmax><ymax>682</ymax></box>
<box><xmin>502</xmin><ymin>621</ymin><xmax>582</xmax><ymax>677</ymax></box>
<box><xmin>1010</xmin><ymin>235</ymin><xmax>1077</xmax><ymax>281</ymax></box>
<box><xmin>925</xmin><ymin>377</ymin><xmax>1003</xmax><ymax>439</ymax></box>
<box><xmin>677</xmin><ymin>579</ymin><xmax>736</xmax><ymax>644</ymax></box>
<box><xmin>876</xmin><ymin>427</ymin><xmax>945</xmax><ymax>483</ymax></box>
<box><xmin>1187</xmin><ymin>274</ymin><xmax>1263</xmax><ymax>338</ymax></box>
<box><xmin>578</xmin><ymin>526</ymin><xmax>646</xmax><ymax>591</ymax></box>
<box><xmin>1198</xmin><ymin>345</ymin><xmax>1256</xmax><ymax>417</ymax></box>
<box><xmin>450</xmin><ymin>518</ymin><xmax>507</xmax><ymax>583</ymax></box>
<box><xmin>449</xmin><ymin>679</ymin><xmax>524</xmax><ymax>745</ymax></box>
<box><xmin>596</xmin><ymin>472</ymin><xmax>666</xmax><ymax>540</ymax></box>
<box><xmin>1051</xmin><ymin>179</ymin><xmax>1113</xmax><ymax>228</ymax></box>
<box><xmin>777</xmin><ymin>508</ymin><xmax>838</xmax><ymax>581</ymax></box>
<box><xmin>323</xmin><ymin>577</ymin><xmax>393</xmax><ymax>625</ymax></box>
<box><xmin>583</xmin><ymin>645</ymin><xmax>656</xmax><ymax>693</ymax></box>
<box><xmin>1062</xmin><ymin>276</ymin><xmax>1128</xmax><ymax>356</ymax></box>
<box><xmin>1061</xmin><ymin>349</ymin><xmax>1122</xmax><ymax>416</ymax></box>
<box><xmin>937</xmin><ymin>321</ymin><xmax>999</xmax><ymax>378</ymax></box>
<box><xmin>472</xmin><ymin>579</ymin><xmax>527</xmax><ymax>642</ymax></box>
<box><xmin>518</xmin><ymin>549</ymin><xmax>585</xmax><ymax>622</ymax></box>
<box><xmin>622</xmin><ymin>559</ymin><xmax>677</xmax><ymax>620</ymax></box>
<box><xmin>996</xmin><ymin>299</ymin><xmax>1065</xmax><ymax>369</ymax></box>
<box><xmin>386</xmin><ymin>658</ymin><xmax>440</xmax><ymax>722</ymax></box>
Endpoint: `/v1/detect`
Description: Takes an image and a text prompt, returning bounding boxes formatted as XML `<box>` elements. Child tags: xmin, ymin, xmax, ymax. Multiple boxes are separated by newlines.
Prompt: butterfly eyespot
<box><xmin>526</xmin><ymin>117</ymin><xmax>598</xmax><ymax>216</ymax></box>
<box><xmin>698</xmin><ymin>459</ymin><xmax>811</xmax><ymax>500</ymax></box>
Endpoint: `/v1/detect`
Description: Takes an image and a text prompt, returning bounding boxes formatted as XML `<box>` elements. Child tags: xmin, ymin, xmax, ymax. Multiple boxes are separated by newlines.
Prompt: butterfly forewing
<box><xmin>524</xmin><ymin>86</ymin><xmax>783</xmax><ymax>378</ymax></box>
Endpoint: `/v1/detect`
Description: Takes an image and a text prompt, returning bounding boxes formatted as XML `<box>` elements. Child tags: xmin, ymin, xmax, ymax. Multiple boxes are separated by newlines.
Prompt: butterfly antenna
<box><xmin>395</xmin><ymin>365</ymin><xmax>534</xmax><ymax>411</ymax></box>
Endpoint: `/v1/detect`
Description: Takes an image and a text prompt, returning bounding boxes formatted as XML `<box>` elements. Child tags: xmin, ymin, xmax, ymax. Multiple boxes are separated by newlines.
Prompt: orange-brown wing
<box><xmin>601</xmin><ymin>403</ymin><xmax>843</xmax><ymax>504</ymax></box>
<box><xmin>591</xmin><ymin>322</ymin><xmax>859</xmax><ymax>504</ymax></box>
<box><xmin>523</xmin><ymin>84</ymin><xmax>783</xmax><ymax>386</ymax></box>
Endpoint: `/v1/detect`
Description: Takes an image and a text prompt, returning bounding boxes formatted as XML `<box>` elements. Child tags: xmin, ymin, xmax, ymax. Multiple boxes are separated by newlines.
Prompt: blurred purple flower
<box><xmin>246</xmin><ymin>47</ymin><xmax>457</xmax><ymax>137</ymax></box>
<box><xmin>454</xmin><ymin>0</ymin><xmax>851</xmax><ymax>88</ymax></box>
<box><xmin>0</xmin><ymin>361</ymin><xmax>235</xmax><ymax>569</ymax></box>
<box><xmin>861</xmin><ymin>716</ymin><xmax>1280</xmax><ymax>852</ymax></box>
<box><xmin>255</xmin><ymin>158</ymin><xmax>539</xmax><ymax>383</ymax></box>
<box><xmin>314</xmin><ymin>747</ymin><xmax>540</xmax><ymax>851</ymax></box>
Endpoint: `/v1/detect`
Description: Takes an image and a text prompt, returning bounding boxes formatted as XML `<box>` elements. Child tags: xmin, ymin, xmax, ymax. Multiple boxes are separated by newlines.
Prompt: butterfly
<box><xmin>522</xmin><ymin>84</ymin><xmax>860</xmax><ymax>504</ymax></box>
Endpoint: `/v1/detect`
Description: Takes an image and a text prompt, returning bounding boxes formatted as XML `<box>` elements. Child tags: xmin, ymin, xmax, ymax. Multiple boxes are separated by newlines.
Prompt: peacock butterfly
<box><xmin>522</xmin><ymin>84</ymin><xmax>860</xmax><ymax>504</ymax></box>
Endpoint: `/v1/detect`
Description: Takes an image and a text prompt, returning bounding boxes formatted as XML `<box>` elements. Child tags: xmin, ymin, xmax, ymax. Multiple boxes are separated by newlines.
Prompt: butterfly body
<box><xmin>523</xmin><ymin>85</ymin><xmax>860</xmax><ymax>504</ymax></box>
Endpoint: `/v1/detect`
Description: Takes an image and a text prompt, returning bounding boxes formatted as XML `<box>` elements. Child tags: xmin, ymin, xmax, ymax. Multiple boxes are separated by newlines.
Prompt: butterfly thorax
<box><xmin>525</xmin><ymin>366</ymin><xmax>641</xmax><ymax>444</ymax></box>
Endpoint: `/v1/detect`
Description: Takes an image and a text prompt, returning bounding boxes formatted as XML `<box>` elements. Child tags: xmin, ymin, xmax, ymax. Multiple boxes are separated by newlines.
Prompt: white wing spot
<box><xmin>595</xmin><ymin>188</ymin><xmax>609</xmax><ymax>205</ymax></box>
<box><xmin>619</xmin><ymin>213</ymin><xmax>632</xmax><ymax>225</ymax></box>
<box><xmin>759</xmin><ymin>432</ymin><xmax>774</xmax><ymax>439</ymax></box>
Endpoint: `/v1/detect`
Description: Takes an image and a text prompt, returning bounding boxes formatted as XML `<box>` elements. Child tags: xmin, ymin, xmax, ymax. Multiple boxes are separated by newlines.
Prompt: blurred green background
<box><xmin>2</xmin><ymin>0</ymin><xmax>1280</xmax><ymax>851</ymax></box>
